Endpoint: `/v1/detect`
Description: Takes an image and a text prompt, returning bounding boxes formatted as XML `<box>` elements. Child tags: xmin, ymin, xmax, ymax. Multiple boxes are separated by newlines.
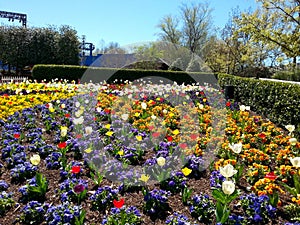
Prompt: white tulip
<box><xmin>157</xmin><ymin>157</ymin><xmax>166</xmax><ymax>167</ymax></box>
<box><xmin>239</xmin><ymin>105</ymin><xmax>246</xmax><ymax>111</ymax></box>
<box><xmin>73</xmin><ymin>116</ymin><xmax>84</xmax><ymax>125</ymax></box>
<box><xmin>121</xmin><ymin>114</ymin><xmax>129</xmax><ymax>121</ymax></box>
<box><xmin>228</xmin><ymin>142</ymin><xmax>243</xmax><ymax>154</ymax></box>
<box><xmin>289</xmin><ymin>138</ymin><xmax>297</xmax><ymax>146</ymax></box>
<box><xmin>141</xmin><ymin>102</ymin><xmax>147</xmax><ymax>110</ymax></box>
<box><xmin>290</xmin><ymin>157</ymin><xmax>300</xmax><ymax>168</ymax></box>
<box><xmin>285</xmin><ymin>125</ymin><xmax>295</xmax><ymax>134</ymax></box>
<box><xmin>219</xmin><ymin>164</ymin><xmax>237</xmax><ymax>178</ymax></box>
<box><xmin>222</xmin><ymin>180</ymin><xmax>235</xmax><ymax>195</ymax></box>
<box><xmin>85</xmin><ymin>126</ymin><xmax>93</xmax><ymax>135</ymax></box>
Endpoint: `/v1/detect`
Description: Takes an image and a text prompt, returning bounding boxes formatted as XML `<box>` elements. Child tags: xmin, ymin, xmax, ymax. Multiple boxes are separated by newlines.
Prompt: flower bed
<box><xmin>0</xmin><ymin>80</ymin><xmax>299</xmax><ymax>225</ymax></box>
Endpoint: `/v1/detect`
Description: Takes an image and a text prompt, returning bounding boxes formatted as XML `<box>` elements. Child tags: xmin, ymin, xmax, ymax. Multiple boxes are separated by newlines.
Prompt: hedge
<box><xmin>31</xmin><ymin>64</ymin><xmax>218</xmax><ymax>85</ymax></box>
<box><xmin>218</xmin><ymin>73</ymin><xmax>300</xmax><ymax>136</ymax></box>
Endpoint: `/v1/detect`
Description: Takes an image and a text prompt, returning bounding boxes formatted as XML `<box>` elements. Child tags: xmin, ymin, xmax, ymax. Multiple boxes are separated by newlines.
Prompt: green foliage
<box><xmin>0</xmin><ymin>25</ymin><xmax>79</xmax><ymax>73</ymax></box>
<box><xmin>0</xmin><ymin>191</ymin><xmax>15</xmax><ymax>215</ymax></box>
<box><xmin>283</xmin><ymin>203</ymin><xmax>300</xmax><ymax>222</ymax></box>
<box><xmin>272</xmin><ymin>69</ymin><xmax>300</xmax><ymax>82</ymax></box>
<box><xmin>32</xmin><ymin>64</ymin><xmax>85</xmax><ymax>82</ymax></box>
<box><xmin>236</xmin><ymin>0</ymin><xmax>300</xmax><ymax>63</ymax></box>
<box><xmin>218</xmin><ymin>73</ymin><xmax>300</xmax><ymax>137</ymax></box>
<box><xmin>27</xmin><ymin>173</ymin><xmax>48</xmax><ymax>200</ymax></box>
<box><xmin>156</xmin><ymin>2</ymin><xmax>213</xmax><ymax>54</ymax></box>
<box><xmin>32</xmin><ymin>64</ymin><xmax>216</xmax><ymax>85</ymax></box>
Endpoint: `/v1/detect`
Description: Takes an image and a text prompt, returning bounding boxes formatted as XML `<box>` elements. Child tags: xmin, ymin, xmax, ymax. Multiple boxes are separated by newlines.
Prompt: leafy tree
<box><xmin>0</xmin><ymin>25</ymin><xmax>80</xmax><ymax>73</ymax></box>
<box><xmin>156</xmin><ymin>2</ymin><xmax>213</xmax><ymax>55</ymax></box>
<box><xmin>236</xmin><ymin>0</ymin><xmax>300</xmax><ymax>66</ymax></box>
<box><xmin>57</xmin><ymin>25</ymin><xmax>80</xmax><ymax>65</ymax></box>
<box><xmin>157</xmin><ymin>15</ymin><xmax>182</xmax><ymax>45</ymax></box>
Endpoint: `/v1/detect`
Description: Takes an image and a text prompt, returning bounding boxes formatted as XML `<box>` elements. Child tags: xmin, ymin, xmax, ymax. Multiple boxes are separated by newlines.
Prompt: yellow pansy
<box><xmin>173</xmin><ymin>129</ymin><xmax>180</xmax><ymax>135</ymax></box>
<box><xmin>182</xmin><ymin>167</ymin><xmax>192</xmax><ymax>176</ymax></box>
<box><xmin>118</xmin><ymin>150</ymin><xmax>124</xmax><ymax>156</ymax></box>
<box><xmin>106</xmin><ymin>131</ymin><xmax>114</xmax><ymax>137</ymax></box>
<box><xmin>84</xmin><ymin>148</ymin><xmax>93</xmax><ymax>153</ymax></box>
<box><xmin>49</xmin><ymin>107</ymin><xmax>55</xmax><ymax>113</ymax></box>
<box><xmin>136</xmin><ymin>135</ymin><xmax>143</xmax><ymax>141</ymax></box>
<box><xmin>105</xmin><ymin>124</ymin><xmax>111</xmax><ymax>129</ymax></box>
<box><xmin>169</xmin><ymin>112</ymin><xmax>175</xmax><ymax>117</ymax></box>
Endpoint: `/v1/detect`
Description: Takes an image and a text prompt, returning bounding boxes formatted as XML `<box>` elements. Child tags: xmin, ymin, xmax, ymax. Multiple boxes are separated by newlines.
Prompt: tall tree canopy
<box><xmin>157</xmin><ymin>2</ymin><xmax>213</xmax><ymax>55</ymax></box>
<box><xmin>236</xmin><ymin>0</ymin><xmax>300</xmax><ymax>65</ymax></box>
<box><xmin>0</xmin><ymin>25</ymin><xmax>80</xmax><ymax>73</ymax></box>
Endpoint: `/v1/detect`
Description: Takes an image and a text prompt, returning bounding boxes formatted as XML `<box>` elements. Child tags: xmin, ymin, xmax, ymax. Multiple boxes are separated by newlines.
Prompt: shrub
<box><xmin>32</xmin><ymin>64</ymin><xmax>217</xmax><ymax>85</ymax></box>
<box><xmin>218</xmin><ymin>73</ymin><xmax>300</xmax><ymax>137</ymax></box>
<box><xmin>272</xmin><ymin>69</ymin><xmax>300</xmax><ymax>82</ymax></box>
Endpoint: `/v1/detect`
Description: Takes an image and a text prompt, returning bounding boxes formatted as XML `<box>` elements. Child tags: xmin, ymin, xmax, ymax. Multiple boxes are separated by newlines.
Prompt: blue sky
<box><xmin>0</xmin><ymin>0</ymin><xmax>257</xmax><ymax>49</ymax></box>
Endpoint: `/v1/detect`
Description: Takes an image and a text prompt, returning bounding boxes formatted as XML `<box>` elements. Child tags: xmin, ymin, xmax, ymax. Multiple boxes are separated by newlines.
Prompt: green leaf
<box><xmin>293</xmin><ymin>174</ymin><xmax>300</xmax><ymax>194</ymax></box>
<box><xmin>280</xmin><ymin>181</ymin><xmax>297</xmax><ymax>196</ymax></box>
<box><xmin>221</xmin><ymin>208</ymin><xmax>230</xmax><ymax>223</ymax></box>
<box><xmin>212</xmin><ymin>189</ymin><xmax>226</xmax><ymax>204</ymax></box>
<box><xmin>227</xmin><ymin>190</ymin><xmax>240</xmax><ymax>203</ymax></box>
<box><xmin>215</xmin><ymin>201</ymin><xmax>224</xmax><ymax>222</ymax></box>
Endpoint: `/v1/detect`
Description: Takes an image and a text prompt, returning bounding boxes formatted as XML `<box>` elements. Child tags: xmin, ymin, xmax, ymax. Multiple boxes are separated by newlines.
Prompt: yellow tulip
<box><xmin>30</xmin><ymin>154</ymin><xmax>41</xmax><ymax>166</ymax></box>
<box><xmin>139</xmin><ymin>174</ymin><xmax>150</xmax><ymax>183</ymax></box>
<box><xmin>136</xmin><ymin>135</ymin><xmax>143</xmax><ymax>141</ymax></box>
<box><xmin>182</xmin><ymin>167</ymin><xmax>192</xmax><ymax>176</ymax></box>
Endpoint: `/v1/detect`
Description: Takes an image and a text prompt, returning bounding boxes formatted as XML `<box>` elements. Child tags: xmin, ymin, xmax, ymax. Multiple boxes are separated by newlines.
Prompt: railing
<box><xmin>0</xmin><ymin>75</ymin><xmax>29</xmax><ymax>83</ymax></box>
<box><xmin>259</xmin><ymin>78</ymin><xmax>300</xmax><ymax>85</ymax></box>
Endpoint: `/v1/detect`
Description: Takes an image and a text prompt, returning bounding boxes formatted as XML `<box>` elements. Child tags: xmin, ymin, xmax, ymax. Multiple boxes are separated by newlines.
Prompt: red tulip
<box><xmin>58</xmin><ymin>142</ymin><xmax>67</xmax><ymax>149</ymax></box>
<box><xmin>148</xmin><ymin>125</ymin><xmax>154</xmax><ymax>131</ymax></box>
<box><xmin>265</xmin><ymin>171</ymin><xmax>277</xmax><ymax>180</ymax></box>
<box><xmin>76</xmin><ymin>134</ymin><xmax>82</xmax><ymax>139</ymax></box>
<box><xmin>14</xmin><ymin>133</ymin><xmax>20</xmax><ymax>139</ymax></box>
<box><xmin>226</xmin><ymin>102</ymin><xmax>231</xmax><ymax>107</ymax></box>
<box><xmin>71</xmin><ymin>165</ymin><xmax>81</xmax><ymax>174</ymax></box>
<box><xmin>190</xmin><ymin>134</ymin><xmax>198</xmax><ymax>140</ymax></box>
<box><xmin>152</xmin><ymin>132</ymin><xmax>160</xmax><ymax>138</ymax></box>
<box><xmin>179</xmin><ymin>143</ymin><xmax>188</xmax><ymax>149</ymax></box>
<box><xmin>166</xmin><ymin>136</ymin><xmax>173</xmax><ymax>142</ymax></box>
<box><xmin>113</xmin><ymin>198</ymin><xmax>125</xmax><ymax>208</ymax></box>
<box><xmin>258</xmin><ymin>133</ymin><xmax>266</xmax><ymax>139</ymax></box>
<box><xmin>65</xmin><ymin>113</ymin><xmax>71</xmax><ymax>118</ymax></box>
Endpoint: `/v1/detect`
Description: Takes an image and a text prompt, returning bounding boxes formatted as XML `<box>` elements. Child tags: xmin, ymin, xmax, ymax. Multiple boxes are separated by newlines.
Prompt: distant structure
<box><xmin>79</xmin><ymin>36</ymin><xmax>95</xmax><ymax>56</ymax></box>
<box><xmin>81</xmin><ymin>53</ymin><xmax>136</xmax><ymax>67</ymax></box>
<box><xmin>0</xmin><ymin>11</ymin><xmax>27</xmax><ymax>27</ymax></box>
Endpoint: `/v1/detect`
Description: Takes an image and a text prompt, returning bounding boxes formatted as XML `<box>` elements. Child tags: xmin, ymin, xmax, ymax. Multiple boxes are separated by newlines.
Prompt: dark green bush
<box><xmin>32</xmin><ymin>64</ymin><xmax>217</xmax><ymax>85</ymax></box>
<box><xmin>272</xmin><ymin>69</ymin><xmax>300</xmax><ymax>82</ymax></box>
<box><xmin>218</xmin><ymin>73</ymin><xmax>300</xmax><ymax>137</ymax></box>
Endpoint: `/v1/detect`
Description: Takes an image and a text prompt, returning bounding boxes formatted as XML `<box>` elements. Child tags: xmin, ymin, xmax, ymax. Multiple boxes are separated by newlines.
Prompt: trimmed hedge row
<box><xmin>218</xmin><ymin>73</ymin><xmax>300</xmax><ymax>135</ymax></box>
<box><xmin>32</xmin><ymin>64</ymin><xmax>217</xmax><ymax>85</ymax></box>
